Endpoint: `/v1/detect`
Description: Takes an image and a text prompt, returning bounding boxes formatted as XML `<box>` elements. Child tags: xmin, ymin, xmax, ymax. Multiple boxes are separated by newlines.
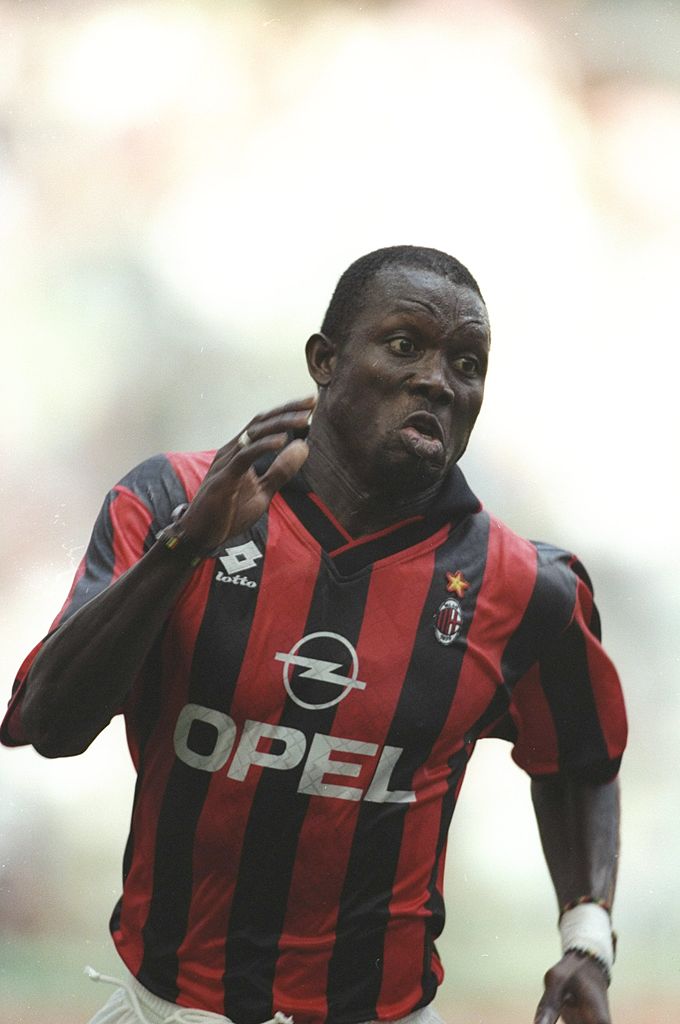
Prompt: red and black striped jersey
<box><xmin>2</xmin><ymin>452</ymin><xmax>627</xmax><ymax>1024</ymax></box>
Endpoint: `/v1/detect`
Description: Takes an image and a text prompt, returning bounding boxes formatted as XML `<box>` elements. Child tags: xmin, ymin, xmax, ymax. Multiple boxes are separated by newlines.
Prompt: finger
<box><xmin>210</xmin><ymin>430</ymin><xmax>291</xmax><ymax>475</ymax></box>
<box><xmin>247</xmin><ymin>395</ymin><xmax>316</xmax><ymax>428</ymax></box>
<box><xmin>258</xmin><ymin>439</ymin><xmax>309</xmax><ymax>496</ymax></box>
<box><xmin>218</xmin><ymin>439</ymin><xmax>308</xmax><ymax>541</ymax></box>
<box><xmin>245</xmin><ymin>407</ymin><xmax>315</xmax><ymax>444</ymax></box>
<box><xmin>210</xmin><ymin>399</ymin><xmax>315</xmax><ymax>464</ymax></box>
<box><xmin>534</xmin><ymin>982</ymin><xmax>568</xmax><ymax>1024</ymax></box>
<box><xmin>533</xmin><ymin>1001</ymin><xmax>561</xmax><ymax>1024</ymax></box>
<box><xmin>227</xmin><ymin>433</ymin><xmax>292</xmax><ymax>472</ymax></box>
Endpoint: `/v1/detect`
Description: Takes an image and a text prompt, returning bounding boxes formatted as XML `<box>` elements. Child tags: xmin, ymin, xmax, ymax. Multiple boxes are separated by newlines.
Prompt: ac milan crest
<box><xmin>434</xmin><ymin>598</ymin><xmax>462</xmax><ymax>646</ymax></box>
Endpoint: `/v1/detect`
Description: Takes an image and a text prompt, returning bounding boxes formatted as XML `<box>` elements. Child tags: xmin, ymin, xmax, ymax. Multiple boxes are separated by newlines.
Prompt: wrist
<box><xmin>559</xmin><ymin>902</ymin><xmax>615</xmax><ymax>985</ymax></box>
<box><xmin>156</xmin><ymin>505</ymin><xmax>207</xmax><ymax>568</ymax></box>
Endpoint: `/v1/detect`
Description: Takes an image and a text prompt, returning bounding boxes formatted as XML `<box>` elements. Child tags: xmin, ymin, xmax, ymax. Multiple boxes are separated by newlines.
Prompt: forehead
<box><xmin>357</xmin><ymin>264</ymin><xmax>489</xmax><ymax>332</ymax></box>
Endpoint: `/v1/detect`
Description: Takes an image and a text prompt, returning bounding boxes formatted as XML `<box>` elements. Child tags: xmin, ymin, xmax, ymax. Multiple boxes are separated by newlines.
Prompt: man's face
<box><xmin>316</xmin><ymin>264</ymin><xmax>490</xmax><ymax>493</ymax></box>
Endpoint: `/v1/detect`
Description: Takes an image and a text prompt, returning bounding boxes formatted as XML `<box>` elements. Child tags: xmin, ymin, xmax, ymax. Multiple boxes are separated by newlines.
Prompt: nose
<box><xmin>407</xmin><ymin>350</ymin><xmax>454</xmax><ymax>404</ymax></box>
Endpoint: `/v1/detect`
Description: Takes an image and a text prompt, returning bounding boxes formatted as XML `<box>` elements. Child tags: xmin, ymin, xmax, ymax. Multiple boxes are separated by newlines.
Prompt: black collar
<box><xmin>273</xmin><ymin>462</ymin><xmax>481</xmax><ymax>576</ymax></box>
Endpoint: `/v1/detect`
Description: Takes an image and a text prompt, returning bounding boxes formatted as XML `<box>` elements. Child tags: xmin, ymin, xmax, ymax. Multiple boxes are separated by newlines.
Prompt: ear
<box><xmin>305</xmin><ymin>332</ymin><xmax>338</xmax><ymax>388</ymax></box>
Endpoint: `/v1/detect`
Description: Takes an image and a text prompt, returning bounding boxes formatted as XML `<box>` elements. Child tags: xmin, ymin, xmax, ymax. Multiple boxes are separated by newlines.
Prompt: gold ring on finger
<box><xmin>237</xmin><ymin>428</ymin><xmax>252</xmax><ymax>450</ymax></box>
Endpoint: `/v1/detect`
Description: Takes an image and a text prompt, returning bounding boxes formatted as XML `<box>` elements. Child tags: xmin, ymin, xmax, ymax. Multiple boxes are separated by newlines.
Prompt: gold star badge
<box><xmin>446</xmin><ymin>570</ymin><xmax>470</xmax><ymax>597</ymax></box>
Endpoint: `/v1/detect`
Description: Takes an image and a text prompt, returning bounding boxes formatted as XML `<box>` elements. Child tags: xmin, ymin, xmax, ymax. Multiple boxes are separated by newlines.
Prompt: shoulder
<box><xmin>114</xmin><ymin>449</ymin><xmax>216</xmax><ymax>522</ymax></box>
<box><xmin>486</xmin><ymin>513</ymin><xmax>590</xmax><ymax>587</ymax></box>
<box><xmin>531</xmin><ymin>540</ymin><xmax>594</xmax><ymax>610</ymax></box>
<box><xmin>486</xmin><ymin>515</ymin><xmax>591</xmax><ymax>635</ymax></box>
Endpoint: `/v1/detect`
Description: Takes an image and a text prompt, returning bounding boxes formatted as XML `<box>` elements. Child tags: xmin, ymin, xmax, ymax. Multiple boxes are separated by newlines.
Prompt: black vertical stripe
<box><xmin>118</xmin><ymin>453</ymin><xmax>192</xmax><ymax>533</ymax></box>
<box><xmin>539</xmin><ymin>619</ymin><xmax>611</xmax><ymax>778</ymax></box>
<box><xmin>222</xmin><ymin>562</ymin><xmax>373</xmax><ymax>1024</ymax></box>
<box><xmin>326</xmin><ymin>512</ymin><xmax>491</xmax><ymax>1022</ymax></box>
<box><xmin>499</xmin><ymin>544</ymin><xmax>611</xmax><ymax>779</ymax></box>
<box><xmin>500</xmin><ymin>542</ymin><xmax>573</xmax><ymax>682</ymax></box>
<box><xmin>63</xmin><ymin>454</ymin><xmax>190</xmax><ymax>626</ymax></box>
<box><xmin>113</xmin><ymin>605</ymin><xmax>173</xmax><ymax>945</ymax></box>
<box><xmin>138</xmin><ymin>762</ymin><xmax>214</xmax><ymax>999</ymax></box>
<box><xmin>489</xmin><ymin>542</ymin><xmax>571</xmax><ymax>742</ymax></box>
<box><xmin>59</xmin><ymin>492</ymin><xmax>118</xmax><ymax>623</ymax></box>
<box><xmin>138</xmin><ymin>520</ymin><xmax>268</xmax><ymax>999</ymax></box>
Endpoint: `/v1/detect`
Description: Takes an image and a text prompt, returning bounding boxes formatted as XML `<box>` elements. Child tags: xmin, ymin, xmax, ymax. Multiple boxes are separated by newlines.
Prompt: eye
<box><xmin>452</xmin><ymin>355</ymin><xmax>481</xmax><ymax>377</ymax></box>
<box><xmin>387</xmin><ymin>336</ymin><xmax>418</xmax><ymax>356</ymax></box>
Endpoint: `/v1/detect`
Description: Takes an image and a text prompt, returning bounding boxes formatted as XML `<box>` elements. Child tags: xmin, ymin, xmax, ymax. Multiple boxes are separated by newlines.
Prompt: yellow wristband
<box><xmin>156</xmin><ymin>522</ymin><xmax>204</xmax><ymax>568</ymax></box>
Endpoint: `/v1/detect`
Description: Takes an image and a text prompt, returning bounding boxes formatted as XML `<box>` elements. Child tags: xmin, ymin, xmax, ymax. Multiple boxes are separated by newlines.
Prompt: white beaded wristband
<box><xmin>559</xmin><ymin>903</ymin><xmax>615</xmax><ymax>983</ymax></box>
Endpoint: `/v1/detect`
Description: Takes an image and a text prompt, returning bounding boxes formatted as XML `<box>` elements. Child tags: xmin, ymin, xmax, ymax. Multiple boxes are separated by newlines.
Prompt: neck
<box><xmin>302</xmin><ymin>431</ymin><xmax>444</xmax><ymax>538</ymax></box>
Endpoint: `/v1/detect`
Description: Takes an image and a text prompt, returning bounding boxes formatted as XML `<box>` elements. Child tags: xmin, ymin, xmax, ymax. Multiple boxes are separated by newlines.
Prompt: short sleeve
<box><xmin>1</xmin><ymin>454</ymin><xmax>190</xmax><ymax>747</ymax></box>
<box><xmin>507</xmin><ymin>552</ymin><xmax>627</xmax><ymax>783</ymax></box>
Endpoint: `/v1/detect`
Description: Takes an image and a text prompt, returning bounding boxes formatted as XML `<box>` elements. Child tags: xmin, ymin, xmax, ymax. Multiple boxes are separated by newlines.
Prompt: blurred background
<box><xmin>1</xmin><ymin>1</ymin><xmax>679</xmax><ymax>1021</ymax></box>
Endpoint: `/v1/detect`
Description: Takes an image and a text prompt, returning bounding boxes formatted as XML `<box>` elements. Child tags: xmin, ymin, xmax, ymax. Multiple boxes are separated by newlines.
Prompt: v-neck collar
<box><xmin>275</xmin><ymin>463</ymin><xmax>482</xmax><ymax>576</ymax></box>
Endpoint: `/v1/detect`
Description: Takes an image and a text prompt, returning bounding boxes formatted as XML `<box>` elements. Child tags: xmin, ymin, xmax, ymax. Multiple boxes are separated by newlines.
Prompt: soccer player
<box><xmin>2</xmin><ymin>247</ymin><xmax>626</xmax><ymax>1024</ymax></box>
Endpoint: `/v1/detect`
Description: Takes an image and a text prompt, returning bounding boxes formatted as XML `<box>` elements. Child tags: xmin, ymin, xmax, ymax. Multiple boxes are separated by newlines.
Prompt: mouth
<box><xmin>399</xmin><ymin>412</ymin><xmax>446</xmax><ymax>462</ymax></box>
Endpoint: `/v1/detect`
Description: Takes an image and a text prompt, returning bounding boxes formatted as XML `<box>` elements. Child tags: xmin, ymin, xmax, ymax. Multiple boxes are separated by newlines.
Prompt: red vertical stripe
<box><xmin>271</xmin><ymin>548</ymin><xmax>436</xmax><ymax>1021</ymax></box>
<box><xmin>573</xmin><ymin>580</ymin><xmax>627</xmax><ymax>763</ymax></box>
<box><xmin>167</xmin><ymin>451</ymin><xmax>214</xmax><ymax>500</ymax></box>
<box><xmin>173</xmin><ymin>498</ymin><xmax>321</xmax><ymax>1004</ymax></box>
<box><xmin>508</xmin><ymin>662</ymin><xmax>559</xmax><ymax>774</ymax></box>
<box><xmin>110</xmin><ymin>487</ymin><xmax>154</xmax><ymax>575</ymax></box>
<box><xmin>511</xmin><ymin>572</ymin><xmax>626</xmax><ymax>775</ymax></box>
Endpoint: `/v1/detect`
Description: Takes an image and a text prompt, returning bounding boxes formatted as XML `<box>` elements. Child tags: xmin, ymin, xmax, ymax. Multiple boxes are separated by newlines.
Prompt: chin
<box><xmin>371</xmin><ymin>448</ymin><xmax>448</xmax><ymax>495</ymax></box>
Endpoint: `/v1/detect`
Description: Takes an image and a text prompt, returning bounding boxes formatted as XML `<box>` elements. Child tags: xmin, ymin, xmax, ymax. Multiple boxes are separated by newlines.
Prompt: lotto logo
<box><xmin>219</xmin><ymin>541</ymin><xmax>262</xmax><ymax>575</ymax></box>
<box><xmin>215</xmin><ymin>572</ymin><xmax>257</xmax><ymax>588</ymax></box>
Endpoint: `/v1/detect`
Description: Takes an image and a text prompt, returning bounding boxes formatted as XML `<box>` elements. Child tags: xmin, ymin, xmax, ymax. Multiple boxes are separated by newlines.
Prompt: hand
<box><xmin>534</xmin><ymin>951</ymin><xmax>611</xmax><ymax>1024</ymax></box>
<box><xmin>179</xmin><ymin>397</ymin><xmax>314</xmax><ymax>553</ymax></box>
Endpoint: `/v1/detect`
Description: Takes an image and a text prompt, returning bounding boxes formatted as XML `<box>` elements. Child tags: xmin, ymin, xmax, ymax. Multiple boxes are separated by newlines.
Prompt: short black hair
<box><xmin>320</xmin><ymin>245</ymin><xmax>484</xmax><ymax>344</ymax></box>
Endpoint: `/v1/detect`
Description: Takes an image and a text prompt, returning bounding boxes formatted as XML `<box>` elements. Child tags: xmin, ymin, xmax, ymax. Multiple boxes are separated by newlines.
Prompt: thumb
<box><xmin>534</xmin><ymin>974</ymin><xmax>570</xmax><ymax>1024</ymax></box>
<box><xmin>259</xmin><ymin>438</ymin><xmax>310</xmax><ymax>497</ymax></box>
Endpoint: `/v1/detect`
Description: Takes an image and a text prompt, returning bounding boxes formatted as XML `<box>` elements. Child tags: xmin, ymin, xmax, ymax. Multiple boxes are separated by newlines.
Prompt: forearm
<box><xmin>531</xmin><ymin>776</ymin><xmax>621</xmax><ymax>1022</ymax></box>
<box><xmin>531</xmin><ymin>775</ymin><xmax>620</xmax><ymax>910</ymax></box>
<box><xmin>19</xmin><ymin>400</ymin><xmax>313</xmax><ymax>759</ymax></box>
<box><xmin>21</xmin><ymin>539</ymin><xmax>197</xmax><ymax>757</ymax></box>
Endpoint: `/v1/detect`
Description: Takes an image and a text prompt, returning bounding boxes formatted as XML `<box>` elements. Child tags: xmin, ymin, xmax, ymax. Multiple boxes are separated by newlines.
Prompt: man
<box><xmin>2</xmin><ymin>246</ymin><xmax>626</xmax><ymax>1024</ymax></box>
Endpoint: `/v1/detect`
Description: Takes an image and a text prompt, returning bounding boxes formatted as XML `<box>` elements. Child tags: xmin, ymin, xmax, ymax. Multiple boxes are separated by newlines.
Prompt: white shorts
<box><xmin>85</xmin><ymin>967</ymin><xmax>445</xmax><ymax>1024</ymax></box>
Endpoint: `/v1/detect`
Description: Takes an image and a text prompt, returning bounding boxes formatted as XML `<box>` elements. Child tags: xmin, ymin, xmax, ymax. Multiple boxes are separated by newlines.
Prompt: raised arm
<box><xmin>19</xmin><ymin>399</ymin><xmax>313</xmax><ymax>758</ymax></box>
<box><xmin>532</xmin><ymin>775</ymin><xmax>620</xmax><ymax>1024</ymax></box>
